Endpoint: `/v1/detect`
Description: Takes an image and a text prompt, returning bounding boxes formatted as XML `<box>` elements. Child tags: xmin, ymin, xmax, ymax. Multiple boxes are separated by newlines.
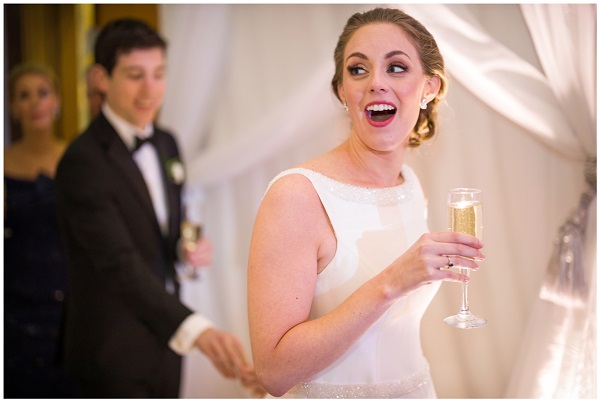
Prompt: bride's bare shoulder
<box><xmin>265</xmin><ymin>170</ymin><xmax>318</xmax><ymax>207</ymax></box>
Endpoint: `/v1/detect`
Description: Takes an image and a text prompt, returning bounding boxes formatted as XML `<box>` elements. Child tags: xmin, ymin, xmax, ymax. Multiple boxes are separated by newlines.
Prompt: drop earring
<box><xmin>343</xmin><ymin>103</ymin><xmax>348</xmax><ymax>112</ymax></box>
<box><xmin>420</xmin><ymin>98</ymin><xmax>427</xmax><ymax>110</ymax></box>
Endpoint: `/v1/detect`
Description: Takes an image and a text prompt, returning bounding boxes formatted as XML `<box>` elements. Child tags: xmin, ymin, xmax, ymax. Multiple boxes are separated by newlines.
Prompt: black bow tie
<box><xmin>133</xmin><ymin>135</ymin><xmax>156</xmax><ymax>152</ymax></box>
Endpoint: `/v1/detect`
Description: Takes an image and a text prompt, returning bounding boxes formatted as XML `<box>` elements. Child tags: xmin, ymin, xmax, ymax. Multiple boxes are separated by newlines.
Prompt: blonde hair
<box><xmin>8</xmin><ymin>63</ymin><xmax>59</xmax><ymax>101</ymax></box>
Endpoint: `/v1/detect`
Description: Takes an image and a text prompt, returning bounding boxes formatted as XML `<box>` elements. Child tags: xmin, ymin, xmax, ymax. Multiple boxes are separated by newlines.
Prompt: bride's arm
<box><xmin>248</xmin><ymin>174</ymin><xmax>392</xmax><ymax>396</ymax></box>
<box><xmin>247</xmin><ymin>174</ymin><xmax>483</xmax><ymax>397</ymax></box>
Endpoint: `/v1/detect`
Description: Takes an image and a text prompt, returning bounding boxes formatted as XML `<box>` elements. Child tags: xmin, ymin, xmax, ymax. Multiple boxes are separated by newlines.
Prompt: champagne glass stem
<box><xmin>460</xmin><ymin>269</ymin><xmax>470</xmax><ymax>313</ymax></box>
<box><xmin>185</xmin><ymin>262</ymin><xmax>199</xmax><ymax>280</ymax></box>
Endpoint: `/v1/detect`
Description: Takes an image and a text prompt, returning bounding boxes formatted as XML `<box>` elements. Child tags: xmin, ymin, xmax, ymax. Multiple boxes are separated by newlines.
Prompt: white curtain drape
<box><xmin>506</xmin><ymin>4</ymin><xmax>596</xmax><ymax>397</ymax></box>
<box><xmin>157</xmin><ymin>4</ymin><xmax>594</xmax><ymax>398</ymax></box>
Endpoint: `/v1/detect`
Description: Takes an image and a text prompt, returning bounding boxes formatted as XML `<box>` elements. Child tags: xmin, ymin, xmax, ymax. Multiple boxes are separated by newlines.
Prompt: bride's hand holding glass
<box><xmin>381</xmin><ymin>232</ymin><xmax>484</xmax><ymax>298</ymax></box>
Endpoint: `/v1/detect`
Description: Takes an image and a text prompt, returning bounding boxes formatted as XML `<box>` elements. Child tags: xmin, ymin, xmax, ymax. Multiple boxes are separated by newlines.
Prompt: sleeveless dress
<box><xmin>269</xmin><ymin>165</ymin><xmax>440</xmax><ymax>399</ymax></box>
<box><xmin>4</xmin><ymin>174</ymin><xmax>79</xmax><ymax>397</ymax></box>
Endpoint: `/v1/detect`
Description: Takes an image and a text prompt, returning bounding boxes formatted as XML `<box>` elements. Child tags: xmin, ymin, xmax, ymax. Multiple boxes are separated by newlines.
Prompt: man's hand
<box><xmin>195</xmin><ymin>328</ymin><xmax>267</xmax><ymax>397</ymax></box>
<box><xmin>238</xmin><ymin>364</ymin><xmax>267</xmax><ymax>398</ymax></box>
<box><xmin>182</xmin><ymin>236</ymin><xmax>212</xmax><ymax>268</ymax></box>
<box><xmin>195</xmin><ymin>328</ymin><xmax>246</xmax><ymax>378</ymax></box>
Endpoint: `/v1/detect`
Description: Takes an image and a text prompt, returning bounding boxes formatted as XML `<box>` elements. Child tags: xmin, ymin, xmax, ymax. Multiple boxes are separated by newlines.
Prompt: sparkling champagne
<box><xmin>448</xmin><ymin>201</ymin><xmax>483</xmax><ymax>239</ymax></box>
<box><xmin>178</xmin><ymin>220</ymin><xmax>204</xmax><ymax>281</ymax></box>
<box><xmin>181</xmin><ymin>221</ymin><xmax>202</xmax><ymax>251</ymax></box>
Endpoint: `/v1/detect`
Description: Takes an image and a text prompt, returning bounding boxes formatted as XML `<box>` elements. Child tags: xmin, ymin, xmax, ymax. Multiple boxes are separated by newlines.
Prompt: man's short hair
<box><xmin>94</xmin><ymin>18</ymin><xmax>167</xmax><ymax>75</ymax></box>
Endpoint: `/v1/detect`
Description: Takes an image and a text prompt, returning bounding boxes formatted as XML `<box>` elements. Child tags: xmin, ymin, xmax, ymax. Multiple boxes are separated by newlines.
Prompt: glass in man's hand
<box><xmin>178</xmin><ymin>220</ymin><xmax>203</xmax><ymax>281</ymax></box>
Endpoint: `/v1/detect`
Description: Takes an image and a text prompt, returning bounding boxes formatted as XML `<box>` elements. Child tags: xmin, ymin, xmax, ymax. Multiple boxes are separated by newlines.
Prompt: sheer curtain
<box><xmin>506</xmin><ymin>5</ymin><xmax>596</xmax><ymax>397</ymax></box>
<box><xmin>157</xmin><ymin>4</ymin><xmax>595</xmax><ymax>398</ymax></box>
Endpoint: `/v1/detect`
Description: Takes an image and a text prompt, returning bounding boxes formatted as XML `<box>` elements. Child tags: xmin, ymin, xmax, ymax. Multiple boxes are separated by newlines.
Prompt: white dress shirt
<box><xmin>102</xmin><ymin>103</ymin><xmax>212</xmax><ymax>355</ymax></box>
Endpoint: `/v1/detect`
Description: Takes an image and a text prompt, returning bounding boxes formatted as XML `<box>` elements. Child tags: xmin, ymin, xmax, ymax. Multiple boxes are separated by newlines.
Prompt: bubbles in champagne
<box><xmin>181</xmin><ymin>221</ymin><xmax>203</xmax><ymax>251</ymax></box>
<box><xmin>448</xmin><ymin>201</ymin><xmax>483</xmax><ymax>239</ymax></box>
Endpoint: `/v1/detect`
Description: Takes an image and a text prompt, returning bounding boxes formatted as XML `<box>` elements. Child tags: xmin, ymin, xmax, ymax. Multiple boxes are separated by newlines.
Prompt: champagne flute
<box><xmin>444</xmin><ymin>188</ymin><xmax>487</xmax><ymax>329</ymax></box>
<box><xmin>178</xmin><ymin>220</ymin><xmax>203</xmax><ymax>281</ymax></box>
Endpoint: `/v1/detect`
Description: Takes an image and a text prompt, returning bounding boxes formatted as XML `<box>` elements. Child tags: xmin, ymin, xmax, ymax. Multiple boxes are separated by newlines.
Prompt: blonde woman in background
<box><xmin>4</xmin><ymin>63</ymin><xmax>78</xmax><ymax>397</ymax></box>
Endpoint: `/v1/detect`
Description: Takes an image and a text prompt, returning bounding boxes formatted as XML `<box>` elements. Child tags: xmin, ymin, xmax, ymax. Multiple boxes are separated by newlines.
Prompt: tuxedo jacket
<box><xmin>55</xmin><ymin>113</ymin><xmax>192</xmax><ymax>385</ymax></box>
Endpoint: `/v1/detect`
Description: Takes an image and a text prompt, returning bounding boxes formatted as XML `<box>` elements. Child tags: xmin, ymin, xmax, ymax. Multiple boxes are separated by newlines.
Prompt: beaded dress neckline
<box><xmin>270</xmin><ymin>166</ymin><xmax>416</xmax><ymax>206</ymax></box>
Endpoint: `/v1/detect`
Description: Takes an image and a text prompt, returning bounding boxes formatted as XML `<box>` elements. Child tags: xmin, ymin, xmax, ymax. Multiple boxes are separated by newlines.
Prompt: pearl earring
<box><xmin>420</xmin><ymin>98</ymin><xmax>427</xmax><ymax>110</ymax></box>
<box><xmin>343</xmin><ymin>103</ymin><xmax>348</xmax><ymax>112</ymax></box>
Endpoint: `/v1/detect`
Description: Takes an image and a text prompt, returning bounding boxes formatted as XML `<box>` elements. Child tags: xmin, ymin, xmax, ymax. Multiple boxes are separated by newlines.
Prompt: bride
<box><xmin>247</xmin><ymin>7</ymin><xmax>485</xmax><ymax>398</ymax></box>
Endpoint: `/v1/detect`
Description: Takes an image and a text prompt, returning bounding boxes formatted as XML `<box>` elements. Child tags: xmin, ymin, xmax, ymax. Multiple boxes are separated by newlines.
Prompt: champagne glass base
<box><xmin>444</xmin><ymin>310</ymin><xmax>487</xmax><ymax>329</ymax></box>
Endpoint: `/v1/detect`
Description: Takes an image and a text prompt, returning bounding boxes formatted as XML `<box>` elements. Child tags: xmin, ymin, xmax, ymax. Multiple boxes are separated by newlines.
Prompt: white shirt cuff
<box><xmin>168</xmin><ymin>313</ymin><xmax>214</xmax><ymax>355</ymax></box>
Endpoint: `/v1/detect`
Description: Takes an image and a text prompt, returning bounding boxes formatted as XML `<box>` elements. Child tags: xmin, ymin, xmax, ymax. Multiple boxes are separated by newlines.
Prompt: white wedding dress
<box><xmin>268</xmin><ymin>165</ymin><xmax>440</xmax><ymax>399</ymax></box>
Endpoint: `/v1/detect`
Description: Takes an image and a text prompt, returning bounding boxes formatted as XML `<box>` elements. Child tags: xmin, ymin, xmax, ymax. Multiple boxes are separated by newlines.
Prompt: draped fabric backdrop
<box><xmin>157</xmin><ymin>4</ymin><xmax>596</xmax><ymax>398</ymax></box>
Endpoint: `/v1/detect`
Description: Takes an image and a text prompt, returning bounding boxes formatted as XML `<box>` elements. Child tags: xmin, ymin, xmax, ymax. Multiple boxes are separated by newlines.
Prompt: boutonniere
<box><xmin>165</xmin><ymin>157</ymin><xmax>185</xmax><ymax>185</ymax></box>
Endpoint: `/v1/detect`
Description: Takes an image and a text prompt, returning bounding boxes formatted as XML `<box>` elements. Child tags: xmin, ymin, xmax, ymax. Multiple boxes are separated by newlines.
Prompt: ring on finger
<box><xmin>446</xmin><ymin>256</ymin><xmax>454</xmax><ymax>268</ymax></box>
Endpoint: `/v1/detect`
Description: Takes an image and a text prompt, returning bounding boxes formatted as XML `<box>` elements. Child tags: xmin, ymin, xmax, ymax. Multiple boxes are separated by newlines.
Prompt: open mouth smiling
<box><xmin>364</xmin><ymin>102</ymin><xmax>397</xmax><ymax>127</ymax></box>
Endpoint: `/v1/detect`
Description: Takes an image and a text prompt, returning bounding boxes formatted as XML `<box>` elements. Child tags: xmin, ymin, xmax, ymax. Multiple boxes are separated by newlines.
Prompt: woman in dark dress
<box><xmin>4</xmin><ymin>63</ymin><xmax>78</xmax><ymax>397</ymax></box>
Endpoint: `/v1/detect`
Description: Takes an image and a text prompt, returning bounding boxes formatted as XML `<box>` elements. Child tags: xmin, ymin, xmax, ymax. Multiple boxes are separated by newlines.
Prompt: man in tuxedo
<box><xmin>55</xmin><ymin>19</ymin><xmax>260</xmax><ymax>398</ymax></box>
